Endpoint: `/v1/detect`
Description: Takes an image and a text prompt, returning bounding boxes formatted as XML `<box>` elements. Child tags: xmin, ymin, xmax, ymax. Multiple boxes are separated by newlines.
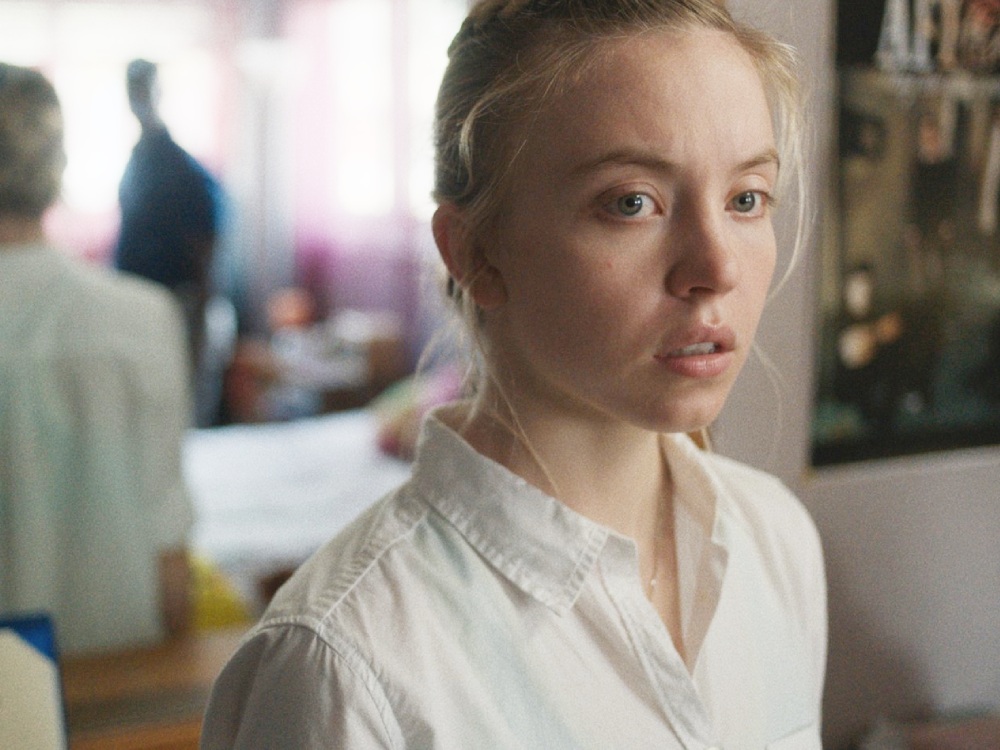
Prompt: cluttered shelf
<box><xmin>221</xmin><ymin>304</ymin><xmax>411</xmax><ymax>424</ymax></box>
<box><xmin>842</xmin><ymin>65</ymin><xmax>1000</xmax><ymax>100</ymax></box>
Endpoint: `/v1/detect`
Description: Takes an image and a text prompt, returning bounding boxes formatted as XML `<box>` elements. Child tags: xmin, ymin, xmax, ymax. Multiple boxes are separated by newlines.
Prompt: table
<box><xmin>62</xmin><ymin>627</ymin><xmax>247</xmax><ymax>750</ymax></box>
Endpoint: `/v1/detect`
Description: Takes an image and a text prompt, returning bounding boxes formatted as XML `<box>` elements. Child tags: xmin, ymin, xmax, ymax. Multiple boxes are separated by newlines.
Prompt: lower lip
<box><xmin>654</xmin><ymin>350</ymin><xmax>733</xmax><ymax>378</ymax></box>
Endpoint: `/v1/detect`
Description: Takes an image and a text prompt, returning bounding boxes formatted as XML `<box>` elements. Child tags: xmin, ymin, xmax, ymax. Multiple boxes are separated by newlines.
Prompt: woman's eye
<box><xmin>731</xmin><ymin>190</ymin><xmax>767</xmax><ymax>215</ymax></box>
<box><xmin>608</xmin><ymin>193</ymin><xmax>654</xmax><ymax>218</ymax></box>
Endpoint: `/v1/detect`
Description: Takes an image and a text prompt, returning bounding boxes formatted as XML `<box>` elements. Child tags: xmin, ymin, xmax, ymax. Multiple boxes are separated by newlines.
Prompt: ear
<box><xmin>432</xmin><ymin>203</ymin><xmax>507</xmax><ymax>310</ymax></box>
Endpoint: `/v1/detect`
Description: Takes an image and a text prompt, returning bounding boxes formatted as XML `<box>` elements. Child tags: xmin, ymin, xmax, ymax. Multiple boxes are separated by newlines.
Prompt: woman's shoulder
<box><xmin>701</xmin><ymin>449</ymin><xmax>816</xmax><ymax>539</ymax></box>
<box><xmin>695</xmin><ymin>446</ymin><xmax>825</xmax><ymax>596</ymax></box>
<box><xmin>257</xmin><ymin>483</ymin><xmax>428</xmax><ymax>631</ymax></box>
<box><xmin>700</xmin><ymin>447</ymin><xmax>826</xmax><ymax>628</ymax></box>
<box><xmin>54</xmin><ymin>254</ymin><xmax>185</xmax><ymax>342</ymax></box>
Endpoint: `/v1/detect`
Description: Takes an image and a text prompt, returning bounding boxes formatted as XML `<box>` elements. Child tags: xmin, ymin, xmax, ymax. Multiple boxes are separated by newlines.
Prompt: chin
<box><xmin>638</xmin><ymin>392</ymin><xmax>729</xmax><ymax>436</ymax></box>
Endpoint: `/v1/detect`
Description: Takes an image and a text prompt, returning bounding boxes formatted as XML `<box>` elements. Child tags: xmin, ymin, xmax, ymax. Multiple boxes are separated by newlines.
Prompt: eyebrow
<box><xmin>570</xmin><ymin>147</ymin><xmax>781</xmax><ymax>178</ymax></box>
<box><xmin>736</xmin><ymin>149</ymin><xmax>782</xmax><ymax>175</ymax></box>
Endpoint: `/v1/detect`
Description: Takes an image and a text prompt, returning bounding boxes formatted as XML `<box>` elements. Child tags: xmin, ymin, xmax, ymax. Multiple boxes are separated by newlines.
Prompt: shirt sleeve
<box><xmin>200</xmin><ymin>623</ymin><xmax>404</xmax><ymax>749</ymax></box>
<box><xmin>801</xmin><ymin>508</ymin><xmax>828</xmax><ymax>709</ymax></box>
<box><xmin>769</xmin><ymin>480</ymin><xmax>829</xmax><ymax>710</ymax></box>
<box><xmin>712</xmin><ymin>455</ymin><xmax>829</xmax><ymax>713</ymax></box>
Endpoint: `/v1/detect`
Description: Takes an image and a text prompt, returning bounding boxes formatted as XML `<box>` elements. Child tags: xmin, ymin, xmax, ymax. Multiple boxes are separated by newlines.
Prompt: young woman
<box><xmin>201</xmin><ymin>2</ymin><xmax>826</xmax><ymax>747</ymax></box>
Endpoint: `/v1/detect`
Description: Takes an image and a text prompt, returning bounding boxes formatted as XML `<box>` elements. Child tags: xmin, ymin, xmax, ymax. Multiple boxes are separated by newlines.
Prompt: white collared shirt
<box><xmin>202</xmin><ymin>414</ymin><xmax>826</xmax><ymax>749</ymax></box>
<box><xmin>0</xmin><ymin>243</ymin><xmax>193</xmax><ymax>654</ymax></box>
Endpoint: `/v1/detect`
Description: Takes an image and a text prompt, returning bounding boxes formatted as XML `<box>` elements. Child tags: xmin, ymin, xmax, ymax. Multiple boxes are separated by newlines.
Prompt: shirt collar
<box><xmin>410</xmin><ymin>413</ymin><xmax>733</xmax><ymax>618</ymax></box>
<box><xmin>664</xmin><ymin>432</ymin><xmax>731</xmax><ymax>668</ymax></box>
<box><xmin>664</xmin><ymin>431</ymin><xmax>724</xmax><ymax>541</ymax></box>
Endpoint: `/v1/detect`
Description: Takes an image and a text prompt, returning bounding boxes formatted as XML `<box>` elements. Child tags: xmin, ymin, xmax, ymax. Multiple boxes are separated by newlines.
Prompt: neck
<box><xmin>0</xmin><ymin>215</ymin><xmax>45</xmax><ymax>247</ymax></box>
<box><xmin>456</xmin><ymin>389</ymin><xmax>669</xmax><ymax>540</ymax></box>
<box><xmin>138</xmin><ymin>114</ymin><xmax>166</xmax><ymax>134</ymax></box>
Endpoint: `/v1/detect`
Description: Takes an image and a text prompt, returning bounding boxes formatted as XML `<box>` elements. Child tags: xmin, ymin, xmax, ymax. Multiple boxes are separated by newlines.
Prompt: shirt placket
<box><xmin>599</xmin><ymin>547</ymin><xmax>723</xmax><ymax>750</ymax></box>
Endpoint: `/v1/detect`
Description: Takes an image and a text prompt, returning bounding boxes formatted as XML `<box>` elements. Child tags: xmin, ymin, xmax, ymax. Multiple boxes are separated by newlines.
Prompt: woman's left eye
<box><xmin>730</xmin><ymin>190</ymin><xmax>767</xmax><ymax>215</ymax></box>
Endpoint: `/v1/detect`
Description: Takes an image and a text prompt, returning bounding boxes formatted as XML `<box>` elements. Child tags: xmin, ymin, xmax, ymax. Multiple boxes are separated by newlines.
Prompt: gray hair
<box><xmin>0</xmin><ymin>63</ymin><xmax>65</xmax><ymax>218</ymax></box>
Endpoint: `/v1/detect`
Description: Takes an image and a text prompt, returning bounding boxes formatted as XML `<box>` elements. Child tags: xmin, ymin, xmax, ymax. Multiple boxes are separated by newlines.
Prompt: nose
<box><xmin>664</xmin><ymin>204</ymin><xmax>740</xmax><ymax>300</ymax></box>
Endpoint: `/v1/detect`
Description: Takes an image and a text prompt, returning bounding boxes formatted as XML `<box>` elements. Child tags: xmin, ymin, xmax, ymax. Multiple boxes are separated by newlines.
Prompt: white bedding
<box><xmin>184</xmin><ymin>410</ymin><xmax>412</xmax><ymax>607</ymax></box>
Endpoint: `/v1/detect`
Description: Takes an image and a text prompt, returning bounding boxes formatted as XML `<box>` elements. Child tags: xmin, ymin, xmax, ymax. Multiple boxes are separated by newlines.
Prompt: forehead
<box><xmin>516</xmin><ymin>28</ymin><xmax>774</xmax><ymax>177</ymax></box>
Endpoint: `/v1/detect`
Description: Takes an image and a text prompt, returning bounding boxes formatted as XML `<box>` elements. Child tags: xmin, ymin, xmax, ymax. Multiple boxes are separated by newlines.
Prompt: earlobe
<box><xmin>468</xmin><ymin>263</ymin><xmax>508</xmax><ymax>310</ymax></box>
<box><xmin>432</xmin><ymin>203</ymin><xmax>507</xmax><ymax>310</ymax></box>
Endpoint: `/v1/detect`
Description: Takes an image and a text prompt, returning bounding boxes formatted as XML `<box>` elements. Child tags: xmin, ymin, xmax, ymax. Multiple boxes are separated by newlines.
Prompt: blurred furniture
<box><xmin>63</xmin><ymin>626</ymin><xmax>247</xmax><ymax>750</ymax></box>
<box><xmin>224</xmin><ymin>307</ymin><xmax>409</xmax><ymax>423</ymax></box>
<box><xmin>905</xmin><ymin>713</ymin><xmax>1000</xmax><ymax>750</ymax></box>
<box><xmin>857</xmin><ymin>712</ymin><xmax>1000</xmax><ymax>750</ymax></box>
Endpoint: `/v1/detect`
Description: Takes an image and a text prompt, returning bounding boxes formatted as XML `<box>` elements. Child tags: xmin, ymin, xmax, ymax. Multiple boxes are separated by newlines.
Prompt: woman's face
<box><xmin>480</xmin><ymin>28</ymin><xmax>779</xmax><ymax>434</ymax></box>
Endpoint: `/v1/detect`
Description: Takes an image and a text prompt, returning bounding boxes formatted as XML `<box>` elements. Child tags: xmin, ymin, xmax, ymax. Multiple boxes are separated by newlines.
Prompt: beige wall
<box><xmin>722</xmin><ymin>1</ymin><xmax>1000</xmax><ymax>747</ymax></box>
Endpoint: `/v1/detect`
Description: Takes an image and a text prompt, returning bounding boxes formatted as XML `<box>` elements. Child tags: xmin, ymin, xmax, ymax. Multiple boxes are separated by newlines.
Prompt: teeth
<box><xmin>673</xmin><ymin>342</ymin><xmax>718</xmax><ymax>356</ymax></box>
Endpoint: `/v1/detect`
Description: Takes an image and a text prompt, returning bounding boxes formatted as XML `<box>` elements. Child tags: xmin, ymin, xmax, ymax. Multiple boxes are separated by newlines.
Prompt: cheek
<box><xmin>511</xmin><ymin>263</ymin><xmax>636</xmax><ymax>364</ymax></box>
<box><xmin>743</xmin><ymin>227</ymin><xmax>778</xmax><ymax>297</ymax></box>
<box><xmin>741</xmin><ymin>250</ymin><xmax>778</xmax><ymax>331</ymax></box>
<box><xmin>507</xmin><ymin>239</ymin><xmax>612</xmax><ymax>310</ymax></box>
<box><xmin>755</xmin><ymin>252</ymin><xmax>778</xmax><ymax>302</ymax></box>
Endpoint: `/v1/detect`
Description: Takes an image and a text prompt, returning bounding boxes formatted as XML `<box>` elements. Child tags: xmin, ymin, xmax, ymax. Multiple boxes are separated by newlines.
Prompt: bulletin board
<box><xmin>812</xmin><ymin>0</ymin><xmax>1000</xmax><ymax>464</ymax></box>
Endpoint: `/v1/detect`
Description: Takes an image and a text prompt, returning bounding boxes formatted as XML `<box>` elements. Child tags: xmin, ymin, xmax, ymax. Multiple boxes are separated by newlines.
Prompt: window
<box><xmin>288</xmin><ymin>0</ymin><xmax>466</xmax><ymax>244</ymax></box>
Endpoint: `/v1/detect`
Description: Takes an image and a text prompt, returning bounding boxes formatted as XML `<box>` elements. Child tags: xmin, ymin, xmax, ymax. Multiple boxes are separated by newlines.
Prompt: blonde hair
<box><xmin>432</xmin><ymin>0</ymin><xmax>806</xmax><ymax>399</ymax></box>
<box><xmin>0</xmin><ymin>63</ymin><xmax>65</xmax><ymax>218</ymax></box>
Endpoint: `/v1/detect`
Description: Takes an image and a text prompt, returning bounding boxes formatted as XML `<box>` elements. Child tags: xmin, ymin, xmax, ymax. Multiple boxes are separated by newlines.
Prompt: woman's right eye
<box><xmin>604</xmin><ymin>192</ymin><xmax>656</xmax><ymax>219</ymax></box>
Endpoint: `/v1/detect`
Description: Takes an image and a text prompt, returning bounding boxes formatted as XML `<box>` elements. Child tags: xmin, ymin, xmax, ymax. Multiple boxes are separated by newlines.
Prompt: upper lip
<box><xmin>656</xmin><ymin>323</ymin><xmax>736</xmax><ymax>358</ymax></box>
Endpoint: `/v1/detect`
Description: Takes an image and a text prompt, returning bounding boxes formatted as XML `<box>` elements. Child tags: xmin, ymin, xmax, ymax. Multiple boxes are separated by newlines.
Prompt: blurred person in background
<box><xmin>114</xmin><ymin>58</ymin><xmax>227</xmax><ymax>426</ymax></box>
<box><xmin>0</xmin><ymin>62</ymin><xmax>194</xmax><ymax>654</ymax></box>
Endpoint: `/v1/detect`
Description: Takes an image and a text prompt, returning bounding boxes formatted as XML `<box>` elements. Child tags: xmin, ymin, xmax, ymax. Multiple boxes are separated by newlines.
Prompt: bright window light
<box><xmin>407</xmin><ymin>0</ymin><xmax>466</xmax><ymax>220</ymax></box>
<box><xmin>309</xmin><ymin>0</ymin><xmax>464</xmax><ymax>224</ymax></box>
<box><xmin>4</xmin><ymin>0</ymin><xmax>465</xmax><ymax>254</ymax></box>
<box><xmin>0</xmin><ymin>4</ymin><xmax>51</xmax><ymax>65</ymax></box>
<box><xmin>327</xmin><ymin>0</ymin><xmax>395</xmax><ymax>219</ymax></box>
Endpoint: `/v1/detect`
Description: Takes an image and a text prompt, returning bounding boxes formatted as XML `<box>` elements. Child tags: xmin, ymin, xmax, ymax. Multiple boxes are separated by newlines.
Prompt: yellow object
<box><xmin>190</xmin><ymin>554</ymin><xmax>252</xmax><ymax>631</ymax></box>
